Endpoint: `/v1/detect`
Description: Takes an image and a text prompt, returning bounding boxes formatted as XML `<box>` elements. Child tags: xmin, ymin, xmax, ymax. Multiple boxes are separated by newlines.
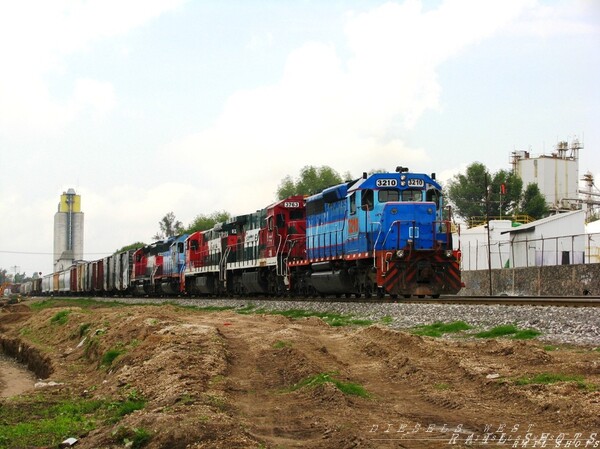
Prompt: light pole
<box><xmin>485</xmin><ymin>175</ymin><xmax>493</xmax><ymax>296</ymax></box>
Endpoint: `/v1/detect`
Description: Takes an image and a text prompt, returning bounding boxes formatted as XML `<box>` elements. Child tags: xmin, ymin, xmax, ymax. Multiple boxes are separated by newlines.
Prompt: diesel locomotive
<box><xmin>32</xmin><ymin>167</ymin><xmax>461</xmax><ymax>299</ymax></box>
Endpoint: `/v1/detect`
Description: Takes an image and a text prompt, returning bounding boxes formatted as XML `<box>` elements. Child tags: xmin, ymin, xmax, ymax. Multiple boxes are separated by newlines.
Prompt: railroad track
<box><xmin>403</xmin><ymin>295</ymin><xmax>600</xmax><ymax>307</ymax></box>
<box><xmin>26</xmin><ymin>294</ymin><xmax>600</xmax><ymax>308</ymax></box>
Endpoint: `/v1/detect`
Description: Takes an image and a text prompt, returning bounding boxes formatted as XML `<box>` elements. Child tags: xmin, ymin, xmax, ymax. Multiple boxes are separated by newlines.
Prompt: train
<box><xmin>22</xmin><ymin>167</ymin><xmax>462</xmax><ymax>299</ymax></box>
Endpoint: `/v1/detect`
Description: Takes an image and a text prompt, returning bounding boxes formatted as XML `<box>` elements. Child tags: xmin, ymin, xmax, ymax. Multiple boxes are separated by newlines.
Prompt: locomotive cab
<box><xmin>302</xmin><ymin>169</ymin><xmax>461</xmax><ymax>298</ymax></box>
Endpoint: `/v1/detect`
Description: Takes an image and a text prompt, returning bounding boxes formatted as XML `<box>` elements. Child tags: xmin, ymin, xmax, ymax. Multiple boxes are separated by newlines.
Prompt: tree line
<box><xmin>140</xmin><ymin>162</ymin><xmax>549</xmax><ymax>252</ymax></box>
<box><xmin>445</xmin><ymin>162</ymin><xmax>548</xmax><ymax>223</ymax></box>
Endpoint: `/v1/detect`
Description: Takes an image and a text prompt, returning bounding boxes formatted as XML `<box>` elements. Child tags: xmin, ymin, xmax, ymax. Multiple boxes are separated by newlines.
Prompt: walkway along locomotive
<box><xmin>36</xmin><ymin>167</ymin><xmax>461</xmax><ymax>298</ymax></box>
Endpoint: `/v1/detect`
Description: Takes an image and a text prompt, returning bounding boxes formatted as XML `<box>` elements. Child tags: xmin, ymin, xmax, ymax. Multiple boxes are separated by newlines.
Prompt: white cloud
<box><xmin>70</xmin><ymin>79</ymin><xmax>117</xmax><ymax>121</ymax></box>
<box><xmin>164</xmin><ymin>0</ymin><xmax>535</xmax><ymax>215</ymax></box>
<box><xmin>0</xmin><ymin>0</ymin><xmax>185</xmax><ymax>135</ymax></box>
<box><xmin>508</xmin><ymin>0</ymin><xmax>600</xmax><ymax>37</ymax></box>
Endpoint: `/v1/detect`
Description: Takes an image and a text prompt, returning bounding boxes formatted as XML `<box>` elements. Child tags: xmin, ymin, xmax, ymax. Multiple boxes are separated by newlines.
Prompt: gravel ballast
<box><xmin>90</xmin><ymin>297</ymin><xmax>600</xmax><ymax>346</ymax></box>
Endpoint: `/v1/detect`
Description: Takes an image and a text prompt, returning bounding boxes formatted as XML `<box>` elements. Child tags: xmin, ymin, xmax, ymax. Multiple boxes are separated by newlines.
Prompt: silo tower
<box><xmin>53</xmin><ymin>188</ymin><xmax>84</xmax><ymax>272</ymax></box>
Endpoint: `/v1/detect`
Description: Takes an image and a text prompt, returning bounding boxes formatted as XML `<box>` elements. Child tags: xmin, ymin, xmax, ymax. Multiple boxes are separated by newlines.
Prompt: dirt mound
<box><xmin>1</xmin><ymin>301</ymin><xmax>599</xmax><ymax>448</ymax></box>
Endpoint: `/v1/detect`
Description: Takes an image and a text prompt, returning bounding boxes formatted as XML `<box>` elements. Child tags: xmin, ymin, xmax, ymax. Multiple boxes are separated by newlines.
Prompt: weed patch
<box><xmin>101</xmin><ymin>347</ymin><xmax>124</xmax><ymax>367</ymax></box>
<box><xmin>273</xmin><ymin>340</ymin><xmax>292</xmax><ymax>349</ymax></box>
<box><xmin>197</xmin><ymin>305</ymin><xmax>236</xmax><ymax>312</ymax></box>
<box><xmin>380</xmin><ymin>315</ymin><xmax>394</xmax><ymax>325</ymax></box>
<box><xmin>0</xmin><ymin>393</ymin><xmax>147</xmax><ymax>449</ymax></box>
<box><xmin>30</xmin><ymin>298</ymin><xmax>122</xmax><ymax>311</ymax></box>
<box><xmin>111</xmin><ymin>426</ymin><xmax>151</xmax><ymax>449</ymax></box>
<box><xmin>411</xmin><ymin>321</ymin><xmax>472</xmax><ymax>337</ymax></box>
<box><xmin>50</xmin><ymin>310</ymin><xmax>71</xmax><ymax>325</ymax></box>
<box><xmin>235</xmin><ymin>304</ymin><xmax>372</xmax><ymax>326</ymax></box>
<box><xmin>475</xmin><ymin>325</ymin><xmax>541</xmax><ymax>340</ymax></box>
<box><xmin>514</xmin><ymin>373</ymin><xmax>595</xmax><ymax>390</ymax></box>
<box><xmin>288</xmin><ymin>372</ymin><xmax>369</xmax><ymax>397</ymax></box>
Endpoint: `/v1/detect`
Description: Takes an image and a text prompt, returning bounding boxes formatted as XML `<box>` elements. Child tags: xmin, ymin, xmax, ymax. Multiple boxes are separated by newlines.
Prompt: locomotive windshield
<box><xmin>400</xmin><ymin>189</ymin><xmax>423</xmax><ymax>202</ymax></box>
<box><xmin>378</xmin><ymin>189</ymin><xmax>399</xmax><ymax>202</ymax></box>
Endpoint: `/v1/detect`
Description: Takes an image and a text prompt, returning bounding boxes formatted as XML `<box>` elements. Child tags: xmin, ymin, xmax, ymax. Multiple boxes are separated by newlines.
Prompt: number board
<box><xmin>284</xmin><ymin>201</ymin><xmax>300</xmax><ymax>208</ymax></box>
<box><xmin>407</xmin><ymin>178</ymin><xmax>425</xmax><ymax>187</ymax></box>
<box><xmin>376</xmin><ymin>179</ymin><xmax>398</xmax><ymax>187</ymax></box>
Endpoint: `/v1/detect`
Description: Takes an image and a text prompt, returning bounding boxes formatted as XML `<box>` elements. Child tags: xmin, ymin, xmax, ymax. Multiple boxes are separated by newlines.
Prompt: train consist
<box><xmin>25</xmin><ymin>167</ymin><xmax>461</xmax><ymax>299</ymax></box>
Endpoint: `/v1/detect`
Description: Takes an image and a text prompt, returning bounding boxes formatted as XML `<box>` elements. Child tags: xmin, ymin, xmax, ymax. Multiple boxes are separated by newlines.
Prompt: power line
<box><xmin>0</xmin><ymin>250</ymin><xmax>112</xmax><ymax>255</ymax></box>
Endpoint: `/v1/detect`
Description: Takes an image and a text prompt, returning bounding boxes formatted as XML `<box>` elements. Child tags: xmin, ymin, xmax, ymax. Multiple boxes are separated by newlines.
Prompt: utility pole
<box><xmin>485</xmin><ymin>175</ymin><xmax>493</xmax><ymax>296</ymax></box>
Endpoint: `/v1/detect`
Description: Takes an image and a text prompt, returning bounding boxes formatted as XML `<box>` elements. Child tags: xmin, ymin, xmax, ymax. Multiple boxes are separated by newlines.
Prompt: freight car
<box><xmin>35</xmin><ymin>167</ymin><xmax>461</xmax><ymax>299</ymax></box>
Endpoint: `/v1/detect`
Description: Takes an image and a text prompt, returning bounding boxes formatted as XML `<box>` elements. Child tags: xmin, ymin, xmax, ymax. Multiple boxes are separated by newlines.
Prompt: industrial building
<box><xmin>511</xmin><ymin>138</ymin><xmax>582</xmax><ymax>212</ymax></box>
<box><xmin>53</xmin><ymin>188</ymin><xmax>84</xmax><ymax>272</ymax></box>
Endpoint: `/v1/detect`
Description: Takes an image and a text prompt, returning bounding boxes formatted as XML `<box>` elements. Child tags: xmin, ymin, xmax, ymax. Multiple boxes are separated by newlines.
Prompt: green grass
<box><xmin>272</xmin><ymin>340</ymin><xmax>292</xmax><ymax>349</ymax></box>
<box><xmin>101</xmin><ymin>348</ymin><xmax>124</xmax><ymax>367</ymax></box>
<box><xmin>411</xmin><ymin>321</ymin><xmax>472</xmax><ymax>337</ymax></box>
<box><xmin>514</xmin><ymin>373</ymin><xmax>596</xmax><ymax>390</ymax></box>
<box><xmin>106</xmin><ymin>398</ymin><xmax>147</xmax><ymax>422</ymax></box>
<box><xmin>543</xmin><ymin>345</ymin><xmax>558</xmax><ymax>351</ymax></box>
<box><xmin>50</xmin><ymin>310</ymin><xmax>71</xmax><ymax>325</ymax></box>
<box><xmin>30</xmin><ymin>298</ymin><xmax>123</xmax><ymax>311</ymax></box>
<box><xmin>288</xmin><ymin>372</ymin><xmax>369</xmax><ymax>397</ymax></box>
<box><xmin>475</xmin><ymin>324</ymin><xmax>541</xmax><ymax>340</ymax></box>
<box><xmin>0</xmin><ymin>394</ymin><xmax>147</xmax><ymax>449</ymax></box>
<box><xmin>111</xmin><ymin>426</ymin><xmax>151</xmax><ymax>448</ymax></box>
<box><xmin>235</xmin><ymin>304</ymin><xmax>372</xmax><ymax>327</ymax></box>
<box><xmin>380</xmin><ymin>315</ymin><xmax>394</xmax><ymax>325</ymax></box>
<box><xmin>33</xmin><ymin>299</ymin><xmax>371</xmax><ymax>327</ymax></box>
<box><xmin>236</xmin><ymin>304</ymin><xmax>261</xmax><ymax>314</ymax></box>
<box><xmin>196</xmin><ymin>305</ymin><xmax>236</xmax><ymax>312</ymax></box>
<box><xmin>78</xmin><ymin>322</ymin><xmax>91</xmax><ymax>337</ymax></box>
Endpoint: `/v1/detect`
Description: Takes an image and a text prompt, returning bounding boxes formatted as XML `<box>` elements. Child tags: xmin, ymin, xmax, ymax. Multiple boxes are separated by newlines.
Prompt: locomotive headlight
<box><xmin>396</xmin><ymin>250</ymin><xmax>405</xmax><ymax>258</ymax></box>
<box><xmin>400</xmin><ymin>180</ymin><xmax>406</xmax><ymax>186</ymax></box>
<box><xmin>445</xmin><ymin>250</ymin><xmax>453</xmax><ymax>258</ymax></box>
<box><xmin>400</xmin><ymin>175</ymin><xmax>407</xmax><ymax>181</ymax></box>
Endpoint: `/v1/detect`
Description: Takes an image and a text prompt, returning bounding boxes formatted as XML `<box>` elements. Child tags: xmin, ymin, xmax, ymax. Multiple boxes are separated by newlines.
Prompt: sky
<box><xmin>1</xmin><ymin>0</ymin><xmax>599</xmax><ymax>277</ymax></box>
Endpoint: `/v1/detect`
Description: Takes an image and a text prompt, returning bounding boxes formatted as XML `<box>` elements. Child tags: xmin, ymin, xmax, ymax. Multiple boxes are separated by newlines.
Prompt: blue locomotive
<box><xmin>288</xmin><ymin>167</ymin><xmax>461</xmax><ymax>298</ymax></box>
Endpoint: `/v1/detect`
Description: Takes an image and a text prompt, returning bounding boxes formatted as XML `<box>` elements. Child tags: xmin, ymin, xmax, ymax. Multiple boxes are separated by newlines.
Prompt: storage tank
<box><xmin>512</xmin><ymin>139</ymin><xmax>581</xmax><ymax>212</ymax></box>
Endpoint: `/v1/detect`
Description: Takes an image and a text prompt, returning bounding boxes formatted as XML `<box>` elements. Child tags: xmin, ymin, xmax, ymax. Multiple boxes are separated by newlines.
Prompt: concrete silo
<box><xmin>53</xmin><ymin>188</ymin><xmax>84</xmax><ymax>272</ymax></box>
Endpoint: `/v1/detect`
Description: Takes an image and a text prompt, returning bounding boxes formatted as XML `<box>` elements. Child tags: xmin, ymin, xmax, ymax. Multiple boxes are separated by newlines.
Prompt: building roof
<box><xmin>500</xmin><ymin>210</ymin><xmax>584</xmax><ymax>235</ymax></box>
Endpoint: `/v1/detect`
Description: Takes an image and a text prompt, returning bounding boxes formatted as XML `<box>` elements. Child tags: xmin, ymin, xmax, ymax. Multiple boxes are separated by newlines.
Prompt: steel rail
<box><xmin>401</xmin><ymin>295</ymin><xmax>600</xmax><ymax>307</ymax></box>
<box><xmin>23</xmin><ymin>294</ymin><xmax>600</xmax><ymax>307</ymax></box>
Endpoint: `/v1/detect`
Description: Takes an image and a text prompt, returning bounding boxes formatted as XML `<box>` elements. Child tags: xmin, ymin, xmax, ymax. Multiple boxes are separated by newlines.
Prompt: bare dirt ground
<box><xmin>0</xmin><ymin>300</ymin><xmax>599</xmax><ymax>449</ymax></box>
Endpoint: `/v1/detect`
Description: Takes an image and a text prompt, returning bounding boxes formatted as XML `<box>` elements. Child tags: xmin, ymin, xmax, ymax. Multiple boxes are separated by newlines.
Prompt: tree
<box><xmin>519</xmin><ymin>183</ymin><xmax>549</xmax><ymax>219</ymax></box>
<box><xmin>153</xmin><ymin>212</ymin><xmax>184</xmax><ymax>240</ymax></box>
<box><xmin>276</xmin><ymin>165</ymin><xmax>343</xmax><ymax>199</ymax></box>
<box><xmin>13</xmin><ymin>272</ymin><xmax>27</xmax><ymax>283</ymax></box>
<box><xmin>445</xmin><ymin>162</ymin><xmax>523</xmax><ymax>222</ymax></box>
<box><xmin>445</xmin><ymin>162</ymin><xmax>489</xmax><ymax>221</ymax></box>
<box><xmin>490</xmin><ymin>169</ymin><xmax>523</xmax><ymax>217</ymax></box>
<box><xmin>114</xmin><ymin>242</ymin><xmax>146</xmax><ymax>254</ymax></box>
<box><xmin>187</xmin><ymin>211</ymin><xmax>231</xmax><ymax>233</ymax></box>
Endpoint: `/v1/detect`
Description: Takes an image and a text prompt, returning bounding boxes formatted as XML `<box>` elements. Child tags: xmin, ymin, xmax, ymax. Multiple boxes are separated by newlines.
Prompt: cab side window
<box><xmin>361</xmin><ymin>189</ymin><xmax>374</xmax><ymax>211</ymax></box>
